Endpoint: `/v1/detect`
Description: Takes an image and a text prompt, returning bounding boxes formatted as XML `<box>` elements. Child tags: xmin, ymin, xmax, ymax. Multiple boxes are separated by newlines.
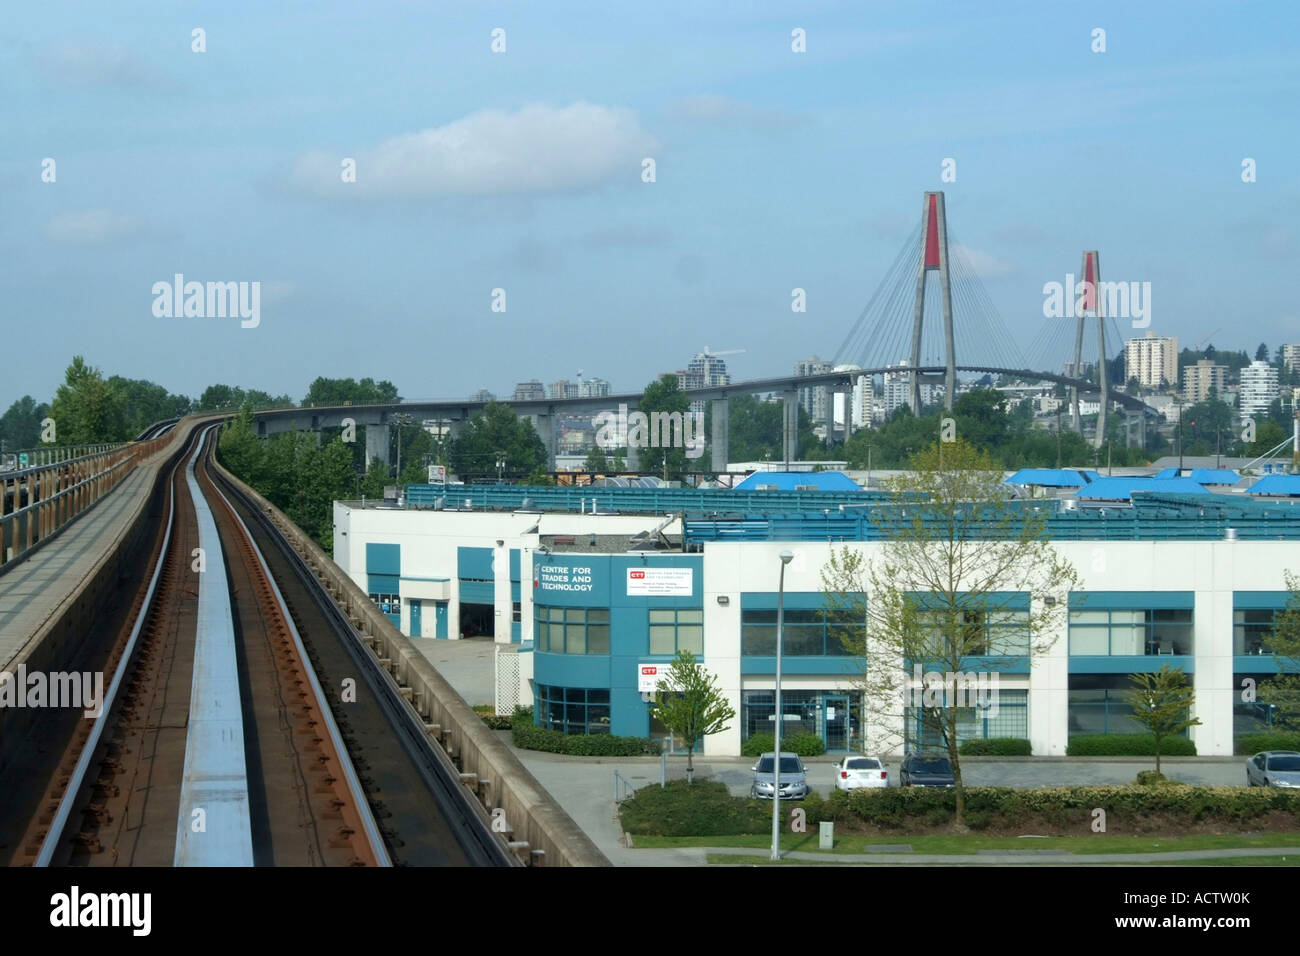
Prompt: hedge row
<box><xmin>740</xmin><ymin>733</ymin><xmax>826</xmax><ymax>758</ymax></box>
<box><xmin>510</xmin><ymin>709</ymin><xmax>661</xmax><ymax>756</ymax></box>
<box><xmin>1066</xmin><ymin>734</ymin><xmax>1197</xmax><ymax>756</ymax></box>
<box><xmin>473</xmin><ymin>705</ymin><xmax>513</xmax><ymax>730</ymax></box>
<box><xmin>1236</xmin><ymin>732</ymin><xmax>1300</xmax><ymax>756</ymax></box>
<box><xmin>959</xmin><ymin>737</ymin><xmax>1032</xmax><ymax>756</ymax></box>
<box><xmin>619</xmin><ymin>782</ymin><xmax>1300</xmax><ymax>836</ymax></box>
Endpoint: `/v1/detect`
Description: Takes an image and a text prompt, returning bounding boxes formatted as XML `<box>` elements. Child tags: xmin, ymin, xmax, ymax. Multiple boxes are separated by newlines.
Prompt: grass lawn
<box><xmin>633</xmin><ymin>831</ymin><xmax>1300</xmax><ymax>856</ymax></box>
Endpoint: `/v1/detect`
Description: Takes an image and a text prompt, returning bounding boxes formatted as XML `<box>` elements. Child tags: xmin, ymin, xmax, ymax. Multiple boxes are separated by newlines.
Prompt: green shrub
<box><xmin>1065</xmin><ymin>734</ymin><xmax>1197</xmax><ymax>757</ymax></box>
<box><xmin>473</xmin><ymin>705</ymin><xmax>513</xmax><ymax>730</ymax></box>
<box><xmin>1236</xmin><ymin>732</ymin><xmax>1300</xmax><ymax>755</ymax></box>
<box><xmin>740</xmin><ymin>732</ymin><xmax>825</xmax><ymax>757</ymax></box>
<box><xmin>963</xmin><ymin>809</ymin><xmax>993</xmax><ymax>829</ymax></box>
<box><xmin>510</xmin><ymin>708</ymin><xmax>660</xmax><ymax>756</ymax></box>
<box><xmin>959</xmin><ymin>737</ymin><xmax>1032</xmax><ymax>756</ymax></box>
<box><xmin>1135</xmin><ymin>770</ymin><xmax>1185</xmax><ymax>786</ymax></box>
<box><xmin>619</xmin><ymin>780</ymin><xmax>769</xmax><ymax>836</ymax></box>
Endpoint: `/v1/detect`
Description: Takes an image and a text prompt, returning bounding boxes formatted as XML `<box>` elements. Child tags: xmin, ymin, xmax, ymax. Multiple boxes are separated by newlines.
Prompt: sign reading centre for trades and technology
<box><xmin>536</xmin><ymin>564</ymin><xmax>595</xmax><ymax>593</ymax></box>
<box><xmin>626</xmin><ymin>567</ymin><xmax>693</xmax><ymax>596</ymax></box>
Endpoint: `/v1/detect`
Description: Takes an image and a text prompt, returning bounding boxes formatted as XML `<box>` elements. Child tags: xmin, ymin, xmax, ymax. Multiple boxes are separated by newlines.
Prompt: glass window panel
<box><xmin>678</xmin><ymin>609</ymin><xmax>703</xmax><ymax>624</ymax></box>
<box><xmin>588</xmin><ymin>625</ymin><xmax>609</xmax><ymax>655</ymax></box>
<box><xmin>565</xmin><ymin>625</ymin><xmax>586</xmax><ymax>654</ymax></box>
<box><xmin>565</xmin><ymin>608</ymin><xmax>585</xmax><ymax>622</ymax></box>
<box><xmin>1069</xmin><ymin>610</ymin><xmax>1110</xmax><ymax>626</ymax></box>
<box><xmin>743</xmin><ymin>609</ymin><xmax>778</xmax><ymax>625</ymax></box>
<box><xmin>589</xmin><ymin>608</ymin><xmax>610</xmax><ymax>623</ymax></box>
<box><xmin>742</xmin><ymin>625</ymin><xmax>777</xmax><ymax>656</ymax></box>
<box><xmin>783</xmin><ymin>626</ymin><xmax>823</xmax><ymax>656</ymax></box>
<box><xmin>648</xmin><ymin>627</ymin><xmax>675</xmax><ymax>655</ymax></box>
<box><xmin>1071</xmin><ymin>628</ymin><xmax>1110</xmax><ymax>655</ymax></box>
<box><xmin>589</xmin><ymin>689</ymin><xmax>610</xmax><ymax>704</ymax></box>
<box><xmin>648</xmin><ymin>609</ymin><xmax>675</xmax><ymax>624</ymax></box>
<box><xmin>536</xmin><ymin>622</ymin><xmax>549</xmax><ymax>651</ymax></box>
<box><xmin>678</xmin><ymin>626</ymin><xmax>703</xmax><ymax>655</ymax></box>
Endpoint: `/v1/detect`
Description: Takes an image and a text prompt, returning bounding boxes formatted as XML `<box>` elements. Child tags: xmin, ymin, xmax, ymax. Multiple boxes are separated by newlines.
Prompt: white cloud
<box><xmin>42</xmin><ymin>42</ymin><xmax>163</xmax><ymax>89</ymax></box>
<box><xmin>665</xmin><ymin>94</ymin><xmax>808</xmax><ymax>132</ymax></box>
<box><xmin>951</xmin><ymin>242</ymin><xmax>1017</xmax><ymax>279</ymax></box>
<box><xmin>290</xmin><ymin>103</ymin><xmax>658</xmax><ymax>198</ymax></box>
<box><xmin>45</xmin><ymin>210</ymin><xmax>143</xmax><ymax>243</ymax></box>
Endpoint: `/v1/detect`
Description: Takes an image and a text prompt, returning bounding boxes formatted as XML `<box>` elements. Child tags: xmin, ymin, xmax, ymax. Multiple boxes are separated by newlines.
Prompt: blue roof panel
<box><xmin>1077</xmin><ymin>477</ymin><xmax>1211</xmax><ymax>500</ymax></box>
<box><xmin>1154</xmin><ymin>468</ymin><xmax>1180</xmax><ymax>480</ymax></box>
<box><xmin>1188</xmin><ymin>468</ymin><xmax>1241</xmax><ymax>485</ymax></box>
<box><xmin>1005</xmin><ymin>468</ymin><xmax>1088</xmax><ymax>487</ymax></box>
<box><xmin>1246</xmin><ymin>474</ymin><xmax>1300</xmax><ymax>496</ymax></box>
<box><xmin>734</xmin><ymin>471</ymin><xmax>862</xmax><ymax>492</ymax></box>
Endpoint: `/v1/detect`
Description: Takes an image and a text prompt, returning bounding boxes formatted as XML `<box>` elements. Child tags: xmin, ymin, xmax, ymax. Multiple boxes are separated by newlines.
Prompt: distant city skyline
<box><xmin>5</xmin><ymin>1</ymin><xmax>1298</xmax><ymax>407</ymax></box>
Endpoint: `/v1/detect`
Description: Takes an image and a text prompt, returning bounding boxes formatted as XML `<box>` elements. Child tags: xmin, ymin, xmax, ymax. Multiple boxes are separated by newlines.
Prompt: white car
<box><xmin>833</xmin><ymin>755</ymin><xmax>888</xmax><ymax>791</ymax></box>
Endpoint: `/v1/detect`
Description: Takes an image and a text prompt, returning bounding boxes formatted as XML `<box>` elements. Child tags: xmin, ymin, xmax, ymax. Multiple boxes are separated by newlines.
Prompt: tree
<box><xmin>636</xmin><ymin>375</ymin><xmax>693</xmax><ymax>478</ymax></box>
<box><xmin>48</xmin><ymin>356</ymin><xmax>128</xmax><ymax>443</ymax></box>
<box><xmin>448</xmin><ymin>401</ymin><xmax>546</xmax><ymax>477</ymax></box>
<box><xmin>0</xmin><ymin>396</ymin><xmax>51</xmax><ymax>451</ymax></box>
<box><xmin>1123</xmin><ymin>665</ymin><xmax>1201</xmax><ymax>778</ymax></box>
<box><xmin>108</xmin><ymin>376</ymin><xmax>191</xmax><ymax>436</ymax></box>
<box><xmin>649</xmin><ymin>650</ymin><xmax>736</xmax><ymax>783</ymax></box>
<box><xmin>1259</xmin><ymin>571</ymin><xmax>1300</xmax><ymax>732</ymax></box>
<box><xmin>584</xmin><ymin>445</ymin><xmax>609</xmax><ymax>473</ymax></box>
<box><xmin>821</xmin><ymin>438</ymin><xmax>1080</xmax><ymax>827</ymax></box>
<box><xmin>1257</xmin><ymin>343</ymin><xmax>1271</xmax><ymax>363</ymax></box>
<box><xmin>302</xmin><ymin>376</ymin><xmax>399</xmax><ymax>406</ymax></box>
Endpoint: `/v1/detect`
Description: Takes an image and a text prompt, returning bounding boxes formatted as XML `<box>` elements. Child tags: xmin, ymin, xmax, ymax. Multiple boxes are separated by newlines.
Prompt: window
<box><xmin>1068</xmin><ymin>674</ymin><xmax>1195</xmax><ymax>736</ymax></box>
<box><xmin>648</xmin><ymin>608</ymin><xmax>703</xmax><ymax>655</ymax></box>
<box><xmin>906</xmin><ymin>688</ymin><xmax>1028</xmax><ymax>749</ymax></box>
<box><xmin>741</xmin><ymin>609</ymin><xmax>858</xmax><ymax>656</ymax></box>
<box><xmin>533</xmin><ymin>606</ymin><xmax>610</xmax><ymax>654</ymax></box>
<box><xmin>915</xmin><ymin>607</ymin><xmax>1031</xmax><ymax>658</ymax></box>
<box><xmin>535</xmin><ymin>685</ymin><xmax>610</xmax><ymax>734</ymax></box>
<box><xmin>512</xmin><ymin>601</ymin><xmax>522</xmax><ymax>624</ymax></box>
<box><xmin>1235</xmin><ymin>610</ymin><xmax>1278</xmax><ymax>656</ymax></box>
<box><xmin>1069</xmin><ymin>608</ymin><xmax>1193</xmax><ymax>656</ymax></box>
<box><xmin>368</xmin><ymin>592</ymin><xmax>400</xmax><ymax>616</ymax></box>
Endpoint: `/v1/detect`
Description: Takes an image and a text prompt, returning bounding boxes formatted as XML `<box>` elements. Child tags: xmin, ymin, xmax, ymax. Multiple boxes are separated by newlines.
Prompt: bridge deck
<box><xmin>0</xmin><ymin>463</ymin><xmax>157</xmax><ymax>673</ymax></box>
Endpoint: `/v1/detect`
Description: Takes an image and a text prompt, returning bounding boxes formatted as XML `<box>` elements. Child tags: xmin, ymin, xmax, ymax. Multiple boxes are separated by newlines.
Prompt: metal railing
<box><xmin>0</xmin><ymin>435</ymin><xmax>174</xmax><ymax>570</ymax></box>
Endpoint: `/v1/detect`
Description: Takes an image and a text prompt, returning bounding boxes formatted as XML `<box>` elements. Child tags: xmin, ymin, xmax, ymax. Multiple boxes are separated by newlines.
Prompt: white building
<box><xmin>333</xmin><ymin>487</ymin><xmax>1300</xmax><ymax>759</ymax></box>
<box><xmin>1124</xmin><ymin>332</ymin><xmax>1179</xmax><ymax>389</ymax></box>
<box><xmin>1240</xmin><ymin>361</ymin><xmax>1279</xmax><ymax>418</ymax></box>
<box><xmin>1281</xmin><ymin>344</ymin><xmax>1300</xmax><ymax>373</ymax></box>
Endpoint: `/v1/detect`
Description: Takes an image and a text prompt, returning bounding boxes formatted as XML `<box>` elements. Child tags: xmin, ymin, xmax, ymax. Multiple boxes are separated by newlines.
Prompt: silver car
<box><xmin>1245</xmin><ymin>751</ymin><xmax>1300</xmax><ymax>788</ymax></box>
<box><xmin>750</xmin><ymin>752</ymin><xmax>809</xmax><ymax>800</ymax></box>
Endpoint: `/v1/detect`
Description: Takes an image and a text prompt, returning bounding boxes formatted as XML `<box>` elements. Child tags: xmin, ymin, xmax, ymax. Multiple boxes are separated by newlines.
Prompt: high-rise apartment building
<box><xmin>512</xmin><ymin>380</ymin><xmax>546</xmax><ymax>401</ymax></box>
<box><xmin>795</xmin><ymin>356</ymin><xmax>833</xmax><ymax>423</ymax></box>
<box><xmin>1181</xmin><ymin>360</ymin><xmax>1227</xmax><ymax>403</ymax></box>
<box><xmin>1281</xmin><ymin>344</ymin><xmax>1300</xmax><ymax>373</ymax></box>
<box><xmin>1124</xmin><ymin>331</ymin><xmax>1179</xmax><ymax>388</ymax></box>
<box><xmin>1240</xmin><ymin>361</ymin><xmax>1280</xmax><ymax>418</ymax></box>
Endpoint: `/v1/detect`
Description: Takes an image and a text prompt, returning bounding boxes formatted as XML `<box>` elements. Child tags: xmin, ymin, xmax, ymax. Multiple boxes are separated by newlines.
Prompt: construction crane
<box><xmin>1193</xmin><ymin>328</ymin><xmax>1221</xmax><ymax>352</ymax></box>
<box><xmin>697</xmin><ymin>346</ymin><xmax>745</xmax><ymax>360</ymax></box>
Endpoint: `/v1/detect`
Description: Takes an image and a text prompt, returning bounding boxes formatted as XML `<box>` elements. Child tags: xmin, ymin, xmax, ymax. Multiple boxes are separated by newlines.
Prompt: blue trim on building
<box><xmin>365</xmin><ymin>542</ymin><xmax>400</xmax><ymax>575</ymax></box>
<box><xmin>1069</xmin><ymin>655</ymin><xmax>1195</xmax><ymax>674</ymax></box>
<box><xmin>1234</xmin><ymin>591</ymin><xmax>1291</xmax><ymax>610</ymax></box>
<box><xmin>509</xmin><ymin>548</ymin><xmax>521</xmax><ymax>581</ymax></box>
<box><xmin>1069</xmin><ymin>591</ymin><xmax>1195</xmax><ymax>610</ymax></box>
<box><xmin>457</xmin><ymin>546</ymin><xmax>494</xmax><ymax>579</ymax></box>
<box><xmin>741</xmin><ymin>657</ymin><xmax>864</xmax><ymax>676</ymax></box>
<box><xmin>459</xmin><ymin>581</ymin><xmax>494</xmax><ymax>604</ymax></box>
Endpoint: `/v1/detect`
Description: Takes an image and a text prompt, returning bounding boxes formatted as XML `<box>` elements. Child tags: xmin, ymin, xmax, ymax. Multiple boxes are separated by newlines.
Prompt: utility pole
<box><xmin>1176</xmin><ymin>397</ymin><xmax>1184</xmax><ymax>474</ymax></box>
<box><xmin>1056</xmin><ymin>405</ymin><xmax>1062</xmax><ymax>468</ymax></box>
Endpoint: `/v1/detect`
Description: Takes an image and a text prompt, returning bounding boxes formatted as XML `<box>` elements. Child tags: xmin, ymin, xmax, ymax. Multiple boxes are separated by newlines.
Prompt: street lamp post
<box><xmin>771</xmin><ymin>549</ymin><xmax>795</xmax><ymax>862</ymax></box>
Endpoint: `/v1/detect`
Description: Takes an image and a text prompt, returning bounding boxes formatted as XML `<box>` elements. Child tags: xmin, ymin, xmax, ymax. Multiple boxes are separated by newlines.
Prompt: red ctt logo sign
<box><xmin>630</xmin><ymin>570</ymin><xmax>646</xmax><ymax>579</ymax></box>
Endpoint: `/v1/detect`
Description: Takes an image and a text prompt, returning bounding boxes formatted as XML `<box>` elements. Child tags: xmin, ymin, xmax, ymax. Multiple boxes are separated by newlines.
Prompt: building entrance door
<box><xmin>824</xmin><ymin>694</ymin><xmax>850</xmax><ymax>752</ymax></box>
<box><xmin>409</xmin><ymin>599</ymin><xmax>422</xmax><ymax>637</ymax></box>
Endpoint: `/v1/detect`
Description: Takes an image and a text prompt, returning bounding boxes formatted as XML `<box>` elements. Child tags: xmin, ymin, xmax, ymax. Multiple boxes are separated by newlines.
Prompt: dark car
<box><xmin>900</xmin><ymin>753</ymin><xmax>955</xmax><ymax>787</ymax></box>
<box><xmin>1245</xmin><ymin>751</ymin><xmax>1300</xmax><ymax>788</ymax></box>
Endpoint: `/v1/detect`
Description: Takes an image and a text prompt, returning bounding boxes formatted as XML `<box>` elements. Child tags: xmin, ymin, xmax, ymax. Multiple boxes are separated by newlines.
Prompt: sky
<box><xmin>3</xmin><ymin>0</ymin><xmax>1298</xmax><ymax>406</ymax></box>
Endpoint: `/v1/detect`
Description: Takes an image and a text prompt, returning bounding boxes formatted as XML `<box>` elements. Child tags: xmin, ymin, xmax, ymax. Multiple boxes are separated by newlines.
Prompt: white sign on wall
<box><xmin>427</xmin><ymin>464</ymin><xmax>447</xmax><ymax>484</ymax></box>
<box><xmin>637</xmin><ymin>663</ymin><xmax>666</xmax><ymax>693</ymax></box>
<box><xmin>626</xmin><ymin>567</ymin><xmax>693</xmax><ymax>596</ymax></box>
